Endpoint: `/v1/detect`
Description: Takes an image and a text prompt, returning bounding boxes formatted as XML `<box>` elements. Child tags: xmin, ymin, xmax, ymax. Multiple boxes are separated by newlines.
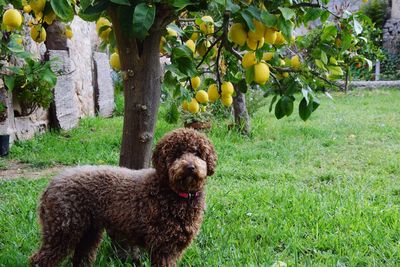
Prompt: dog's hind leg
<box><xmin>72</xmin><ymin>227</ymin><xmax>103</xmax><ymax>267</ymax></box>
<box><xmin>29</xmin><ymin>234</ymin><xmax>72</xmax><ymax>267</ymax></box>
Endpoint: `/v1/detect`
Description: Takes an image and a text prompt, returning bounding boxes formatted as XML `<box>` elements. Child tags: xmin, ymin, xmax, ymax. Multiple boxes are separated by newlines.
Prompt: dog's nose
<box><xmin>187</xmin><ymin>163</ymin><xmax>196</xmax><ymax>173</ymax></box>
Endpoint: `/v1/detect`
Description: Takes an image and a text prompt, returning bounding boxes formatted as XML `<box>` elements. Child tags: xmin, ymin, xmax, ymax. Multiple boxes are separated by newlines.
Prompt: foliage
<box><xmin>4</xmin><ymin>56</ymin><xmax>57</xmax><ymax>116</ymax></box>
<box><xmin>3</xmin><ymin>89</ymin><xmax>400</xmax><ymax>265</ymax></box>
<box><xmin>360</xmin><ymin>0</ymin><xmax>388</xmax><ymax>29</ymax></box>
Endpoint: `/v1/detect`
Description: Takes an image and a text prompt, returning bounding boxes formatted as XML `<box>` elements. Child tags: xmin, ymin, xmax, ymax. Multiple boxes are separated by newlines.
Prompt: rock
<box><xmin>93</xmin><ymin>52</ymin><xmax>115</xmax><ymax>117</ymax></box>
<box><xmin>48</xmin><ymin>50</ymin><xmax>79</xmax><ymax>130</ymax></box>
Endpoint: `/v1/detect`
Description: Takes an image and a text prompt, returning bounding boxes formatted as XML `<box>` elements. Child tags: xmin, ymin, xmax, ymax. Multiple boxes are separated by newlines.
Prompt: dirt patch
<box><xmin>0</xmin><ymin>160</ymin><xmax>64</xmax><ymax>180</ymax></box>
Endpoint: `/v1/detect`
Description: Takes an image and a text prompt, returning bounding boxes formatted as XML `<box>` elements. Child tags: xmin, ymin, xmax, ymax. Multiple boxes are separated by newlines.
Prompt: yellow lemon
<box><xmin>182</xmin><ymin>100</ymin><xmax>188</xmax><ymax>111</ymax></box>
<box><xmin>191</xmin><ymin>76</ymin><xmax>201</xmax><ymax>90</ymax></box>
<box><xmin>242</xmin><ymin>51</ymin><xmax>257</xmax><ymax>69</ymax></box>
<box><xmin>264</xmin><ymin>28</ymin><xmax>277</xmax><ymax>45</ymax></box>
<box><xmin>23</xmin><ymin>5</ymin><xmax>32</xmax><ymax>13</ymax></box>
<box><xmin>200</xmin><ymin>16</ymin><xmax>214</xmax><ymax>34</ymax></box>
<box><xmin>30</xmin><ymin>0</ymin><xmax>46</xmax><ymax>13</ymax></box>
<box><xmin>207</xmin><ymin>84</ymin><xmax>220</xmax><ymax>102</ymax></box>
<box><xmin>262</xmin><ymin>52</ymin><xmax>274</xmax><ymax>61</ymax></box>
<box><xmin>30</xmin><ymin>25</ymin><xmax>46</xmax><ymax>43</ymax></box>
<box><xmin>167</xmin><ymin>28</ymin><xmax>178</xmax><ymax>37</ymax></box>
<box><xmin>196</xmin><ymin>40</ymin><xmax>210</xmax><ymax>57</ymax></box>
<box><xmin>221</xmin><ymin>95</ymin><xmax>233</xmax><ymax>107</ymax></box>
<box><xmin>247</xmin><ymin>36</ymin><xmax>264</xmax><ymax>50</ymax></box>
<box><xmin>229</xmin><ymin>23</ymin><xmax>247</xmax><ymax>46</ymax></box>
<box><xmin>110</xmin><ymin>53</ymin><xmax>121</xmax><ymax>71</ymax></box>
<box><xmin>185</xmin><ymin>39</ymin><xmax>196</xmax><ymax>53</ymax></box>
<box><xmin>65</xmin><ymin>27</ymin><xmax>73</xmax><ymax>39</ymax></box>
<box><xmin>291</xmin><ymin>55</ymin><xmax>301</xmax><ymax>69</ymax></box>
<box><xmin>247</xmin><ymin>20</ymin><xmax>265</xmax><ymax>41</ymax></box>
<box><xmin>190</xmin><ymin>32</ymin><xmax>199</xmax><ymax>41</ymax></box>
<box><xmin>254</xmin><ymin>62</ymin><xmax>270</xmax><ymax>85</ymax></box>
<box><xmin>188</xmin><ymin>98</ymin><xmax>200</xmax><ymax>113</ymax></box>
<box><xmin>3</xmin><ymin>9</ymin><xmax>22</xmax><ymax>28</ymax></box>
<box><xmin>221</xmin><ymin>81</ymin><xmax>234</xmax><ymax>96</ymax></box>
<box><xmin>195</xmin><ymin>90</ymin><xmax>209</xmax><ymax>104</ymax></box>
<box><xmin>96</xmin><ymin>17</ymin><xmax>112</xmax><ymax>40</ymax></box>
<box><xmin>275</xmin><ymin>31</ymin><xmax>286</xmax><ymax>46</ymax></box>
<box><xmin>44</xmin><ymin>11</ymin><xmax>56</xmax><ymax>25</ymax></box>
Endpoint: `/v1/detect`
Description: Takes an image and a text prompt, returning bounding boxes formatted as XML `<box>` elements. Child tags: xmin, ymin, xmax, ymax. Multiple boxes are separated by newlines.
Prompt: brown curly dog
<box><xmin>30</xmin><ymin>128</ymin><xmax>217</xmax><ymax>267</ymax></box>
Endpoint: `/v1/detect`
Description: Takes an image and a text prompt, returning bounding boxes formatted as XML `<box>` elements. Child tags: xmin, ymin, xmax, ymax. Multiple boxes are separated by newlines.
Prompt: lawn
<box><xmin>1</xmin><ymin>89</ymin><xmax>400</xmax><ymax>266</ymax></box>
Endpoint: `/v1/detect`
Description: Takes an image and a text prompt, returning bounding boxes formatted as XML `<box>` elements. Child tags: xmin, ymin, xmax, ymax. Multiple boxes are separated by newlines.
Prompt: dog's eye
<box><xmin>194</xmin><ymin>151</ymin><xmax>202</xmax><ymax>157</ymax></box>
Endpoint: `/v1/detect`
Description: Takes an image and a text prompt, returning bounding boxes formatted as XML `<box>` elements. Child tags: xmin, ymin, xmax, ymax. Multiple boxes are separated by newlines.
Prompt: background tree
<box><xmin>1</xmin><ymin>0</ymin><xmax>377</xmax><ymax>169</ymax></box>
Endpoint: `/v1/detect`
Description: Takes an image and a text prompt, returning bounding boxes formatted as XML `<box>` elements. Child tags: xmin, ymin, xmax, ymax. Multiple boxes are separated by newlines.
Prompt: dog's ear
<box><xmin>201</xmin><ymin>138</ymin><xmax>217</xmax><ymax>176</ymax></box>
<box><xmin>152</xmin><ymin>139</ymin><xmax>168</xmax><ymax>175</ymax></box>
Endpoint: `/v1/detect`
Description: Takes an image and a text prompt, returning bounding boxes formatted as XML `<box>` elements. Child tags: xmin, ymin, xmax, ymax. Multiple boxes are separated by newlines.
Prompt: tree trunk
<box><xmin>232</xmin><ymin>85</ymin><xmax>250</xmax><ymax>135</ymax></box>
<box><xmin>109</xmin><ymin>9</ymin><xmax>168</xmax><ymax>169</ymax></box>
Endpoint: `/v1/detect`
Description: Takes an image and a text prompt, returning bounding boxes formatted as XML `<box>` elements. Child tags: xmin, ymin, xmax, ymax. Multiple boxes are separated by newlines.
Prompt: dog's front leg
<box><xmin>150</xmin><ymin>251</ymin><xmax>180</xmax><ymax>267</ymax></box>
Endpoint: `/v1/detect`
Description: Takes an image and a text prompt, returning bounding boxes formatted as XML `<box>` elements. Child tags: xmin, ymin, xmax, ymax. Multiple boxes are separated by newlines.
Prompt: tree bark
<box><xmin>232</xmin><ymin>85</ymin><xmax>250</xmax><ymax>135</ymax></box>
<box><xmin>109</xmin><ymin>6</ymin><xmax>174</xmax><ymax>169</ymax></box>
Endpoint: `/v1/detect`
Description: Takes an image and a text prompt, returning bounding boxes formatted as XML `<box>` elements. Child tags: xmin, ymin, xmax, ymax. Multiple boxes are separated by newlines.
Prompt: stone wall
<box><xmin>0</xmin><ymin>16</ymin><xmax>115</xmax><ymax>143</ymax></box>
<box><xmin>383</xmin><ymin>0</ymin><xmax>400</xmax><ymax>56</ymax></box>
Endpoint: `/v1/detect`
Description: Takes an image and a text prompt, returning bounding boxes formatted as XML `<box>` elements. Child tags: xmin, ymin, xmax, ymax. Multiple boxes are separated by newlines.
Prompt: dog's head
<box><xmin>152</xmin><ymin>128</ymin><xmax>217</xmax><ymax>194</ymax></box>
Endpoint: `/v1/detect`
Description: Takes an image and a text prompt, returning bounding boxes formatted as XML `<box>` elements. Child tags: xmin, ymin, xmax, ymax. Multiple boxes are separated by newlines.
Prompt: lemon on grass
<box><xmin>253</xmin><ymin>62</ymin><xmax>270</xmax><ymax>85</ymax></box>
<box><xmin>242</xmin><ymin>51</ymin><xmax>257</xmax><ymax>69</ymax></box>
<box><xmin>264</xmin><ymin>27</ymin><xmax>277</xmax><ymax>45</ymax></box>
<box><xmin>191</xmin><ymin>76</ymin><xmax>201</xmax><ymax>90</ymax></box>
<box><xmin>30</xmin><ymin>25</ymin><xmax>46</xmax><ymax>43</ymax></box>
<box><xmin>109</xmin><ymin>53</ymin><xmax>121</xmax><ymax>71</ymax></box>
<box><xmin>188</xmin><ymin>98</ymin><xmax>200</xmax><ymax>113</ymax></box>
<box><xmin>221</xmin><ymin>81</ymin><xmax>234</xmax><ymax>96</ymax></box>
<box><xmin>195</xmin><ymin>90</ymin><xmax>209</xmax><ymax>104</ymax></box>
<box><xmin>3</xmin><ymin>9</ymin><xmax>22</xmax><ymax>28</ymax></box>
<box><xmin>207</xmin><ymin>84</ymin><xmax>220</xmax><ymax>102</ymax></box>
<box><xmin>185</xmin><ymin>39</ymin><xmax>196</xmax><ymax>53</ymax></box>
<box><xmin>291</xmin><ymin>55</ymin><xmax>301</xmax><ymax>69</ymax></box>
<box><xmin>228</xmin><ymin>23</ymin><xmax>247</xmax><ymax>46</ymax></box>
<box><xmin>221</xmin><ymin>95</ymin><xmax>233</xmax><ymax>107</ymax></box>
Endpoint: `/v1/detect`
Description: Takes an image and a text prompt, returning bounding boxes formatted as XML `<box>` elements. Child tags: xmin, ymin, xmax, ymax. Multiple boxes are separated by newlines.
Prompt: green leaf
<box><xmin>226</xmin><ymin>0</ymin><xmax>240</xmax><ymax>13</ymax></box>
<box><xmin>260</xmin><ymin>11</ymin><xmax>277</xmax><ymax>28</ymax></box>
<box><xmin>50</xmin><ymin>0</ymin><xmax>74</xmax><ymax>21</ymax></box>
<box><xmin>320</xmin><ymin>51</ymin><xmax>328</xmax><ymax>65</ymax></box>
<box><xmin>171</xmin><ymin>46</ymin><xmax>197</xmax><ymax>77</ymax></box>
<box><xmin>80</xmin><ymin>0</ymin><xmax>109</xmax><ymax>16</ymax></box>
<box><xmin>327</xmin><ymin>65</ymin><xmax>343</xmax><ymax>76</ymax></box>
<box><xmin>269</xmin><ymin>95</ymin><xmax>278</xmax><ymax>113</ymax></box>
<box><xmin>4</xmin><ymin>76</ymin><xmax>15</xmax><ymax>91</ymax></box>
<box><xmin>245</xmin><ymin>66</ymin><xmax>254</xmax><ymax>84</ymax></box>
<box><xmin>341</xmin><ymin>32</ymin><xmax>352</xmax><ymax>51</ymax></box>
<box><xmin>172</xmin><ymin>0</ymin><xmax>193</xmax><ymax>9</ymax></box>
<box><xmin>299</xmin><ymin>97</ymin><xmax>312</xmax><ymax>121</ymax></box>
<box><xmin>315</xmin><ymin>59</ymin><xmax>326</xmax><ymax>71</ymax></box>
<box><xmin>277</xmin><ymin>18</ymin><xmax>293</xmax><ymax>41</ymax></box>
<box><xmin>132</xmin><ymin>3</ymin><xmax>156</xmax><ymax>40</ymax></box>
<box><xmin>275</xmin><ymin>98</ymin><xmax>286</xmax><ymax>119</ymax></box>
<box><xmin>278</xmin><ymin>7</ymin><xmax>296</xmax><ymax>20</ymax></box>
<box><xmin>321</xmin><ymin>25</ymin><xmax>337</xmax><ymax>41</ymax></box>
<box><xmin>353</xmin><ymin>18</ymin><xmax>363</xmax><ymax>35</ymax></box>
<box><xmin>164</xmin><ymin>102</ymin><xmax>180</xmax><ymax>124</ymax></box>
<box><xmin>110</xmin><ymin>0</ymin><xmax>131</xmax><ymax>5</ymax></box>
<box><xmin>303</xmin><ymin>8</ymin><xmax>322</xmax><ymax>24</ymax></box>
<box><xmin>240</xmin><ymin>10</ymin><xmax>255</xmax><ymax>31</ymax></box>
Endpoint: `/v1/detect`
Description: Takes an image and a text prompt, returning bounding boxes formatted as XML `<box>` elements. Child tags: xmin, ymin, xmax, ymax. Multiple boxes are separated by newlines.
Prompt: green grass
<box><xmin>1</xmin><ymin>89</ymin><xmax>400</xmax><ymax>266</ymax></box>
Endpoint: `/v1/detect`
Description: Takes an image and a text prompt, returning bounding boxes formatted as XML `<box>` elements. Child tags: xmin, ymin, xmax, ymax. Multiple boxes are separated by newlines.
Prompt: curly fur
<box><xmin>30</xmin><ymin>128</ymin><xmax>217</xmax><ymax>267</ymax></box>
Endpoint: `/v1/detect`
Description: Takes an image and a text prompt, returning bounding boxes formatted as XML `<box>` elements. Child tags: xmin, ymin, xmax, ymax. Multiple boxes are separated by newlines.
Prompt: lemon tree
<box><xmin>2</xmin><ymin>0</ymin><xmax>379</xmax><ymax>169</ymax></box>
